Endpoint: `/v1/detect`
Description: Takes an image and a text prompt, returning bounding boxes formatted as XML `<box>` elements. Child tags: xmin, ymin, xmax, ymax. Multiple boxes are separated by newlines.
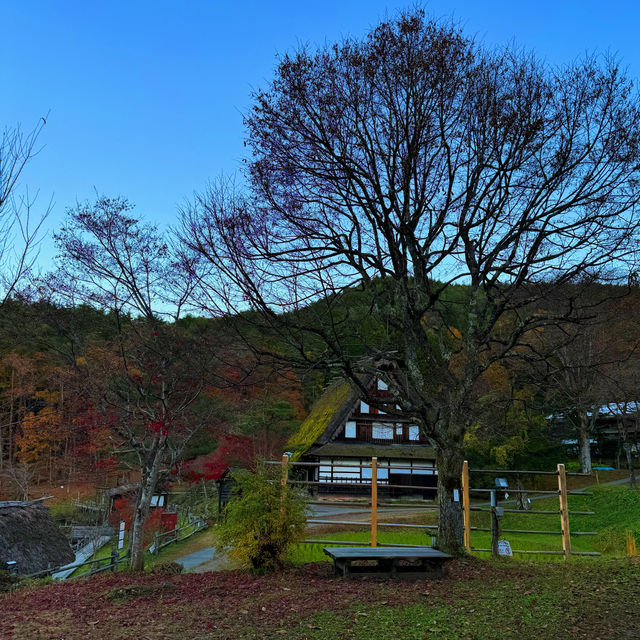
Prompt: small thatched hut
<box><xmin>0</xmin><ymin>500</ymin><xmax>74</xmax><ymax>575</ymax></box>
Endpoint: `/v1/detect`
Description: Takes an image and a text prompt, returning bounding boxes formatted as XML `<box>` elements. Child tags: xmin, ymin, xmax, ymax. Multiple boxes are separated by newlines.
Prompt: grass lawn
<box><xmin>3</xmin><ymin>556</ymin><xmax>639</xmax><ymax>639</ymax></box>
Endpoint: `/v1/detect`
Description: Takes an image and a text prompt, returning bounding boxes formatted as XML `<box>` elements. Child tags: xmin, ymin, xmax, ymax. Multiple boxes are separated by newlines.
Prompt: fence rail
<box><xmin>149</xmin><ymin>519</ymin><xmax>207</xmax><ymax>554</ymax></box>
<box><xmin>28</xmin><ymin>549</ymin><xmax>129</xmax><ymax>579</ymax></box>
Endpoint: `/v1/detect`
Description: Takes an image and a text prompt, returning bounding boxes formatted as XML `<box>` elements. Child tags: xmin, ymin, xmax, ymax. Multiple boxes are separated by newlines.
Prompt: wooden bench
<box><xmin>323</xmin><ymin>547</ymin><xmax>452</xmax><ymax>579</ymax></box>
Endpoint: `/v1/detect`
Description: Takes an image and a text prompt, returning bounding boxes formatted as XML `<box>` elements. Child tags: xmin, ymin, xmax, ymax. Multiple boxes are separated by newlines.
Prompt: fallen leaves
<box><xmin>1</xmin><ymin>558</ymin><xmax>639</xmax><ymax>640</ymax></box>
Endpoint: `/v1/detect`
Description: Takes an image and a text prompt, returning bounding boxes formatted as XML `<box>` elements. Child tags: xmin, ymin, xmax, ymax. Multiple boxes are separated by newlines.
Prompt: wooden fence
<box><xmin>274</xmin><ymin>455</ymin><xmax>600</xmax><ymax>558</ymax></box>
<box><xmin>149</xmin><ymin>518</ymin><xmax>207</xmax><ymax>554</ymax></box>
<box><xmin>278</xmin><ymin>455</ymin><xmax>438</xmax><ymax>550</ymax></box>
<box><xmin>27</xmin><ymin>518</ymin><xmax>208</xmax><ymax>580</ymax></box>
<box><xmin>28</xmin><ymin>548</ymin><xmax>129</xmax><ymax>579</ymax></box>
<box><xmin>462</xmin><ymin>462</ymin><xmax>599</xmax><ymax>558</ymax></box>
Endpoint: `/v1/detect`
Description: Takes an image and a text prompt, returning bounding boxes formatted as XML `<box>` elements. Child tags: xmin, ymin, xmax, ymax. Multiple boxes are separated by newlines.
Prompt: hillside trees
<box><xmin>180</xmin><ymin>11</ymin><xmax>640</xmax><ymax>553</ymax></box>
<box><xmin>531</xmin><ymin>290</ymin><xmax>640</xmax><ymax>473</ymax></box>
<box><xmin>0</xmin><ymin>302</ymin><xmax>132</xmax><ymax>491</ymax></box>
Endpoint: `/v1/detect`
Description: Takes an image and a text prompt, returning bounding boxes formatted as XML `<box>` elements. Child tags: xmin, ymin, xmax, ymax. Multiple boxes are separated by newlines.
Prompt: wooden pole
<box><xmin>557</xmin><ymin>463</ymin><xmax>571</xmax><ymax>558</ymax></box>
<box><xmin>280</xmin><ymin>453</ymin><xmax>290</xmax><ymax>520</ymax></box>
<box><xmin>462</xmin><ymin>460</ymin><xmax>471</xmax><ymax>552</ymax></box>
<box><xmin>626</xmin><ymin>530</ymin><xmax>637</xmax><ymax>556</ymax></box>
<box><xmin>281</xmin><ymin>453</ymin><xmax>290</xmax><ymax>487</ymax></box>
<box><xmin>490</xmin><ymin>491</ymin><xmax>499</xmax><ymax>557</ymax></box>
<box><xmin>371</xmin><ymin>457</ymin><xmax>378</xmax><ymax>548</ymax></box>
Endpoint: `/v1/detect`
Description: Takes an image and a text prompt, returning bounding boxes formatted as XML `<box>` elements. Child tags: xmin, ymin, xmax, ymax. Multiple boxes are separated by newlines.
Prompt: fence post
<box><xmin>626</xmin><ymin>530</ymin><xmax>637</xmax><ymax>556</ymax></box>
<box><xmin>462</xmin><ymin>460</ymin><xmax>471</xmax><ymax>553</ymax></box>
<box><xmin>557</xmin><ymin>463</ymin><xmax>571</xmax><ymax>558</ymax></box>
<box><xmin>371</xmin><ymin>457</ymin><xmax>378</xmax><ymax>548</ymax></box>
<box><xmin>490</xmin><ymin>490</ymin><xmax>500</xmax><ymax>557</ymax></box>
<box><xmin>281</xmin><ymin>453</ymin><xmax>289</xmax><ymax>487</ymax></box>
<box><xmin>110</xmin><ymin>549</ymin><xmax>118</xmax><ymax>572</ymax></box>
<box><xmin>153</xmin><ymin>531</ymin><xmax>159</xmax><ymax>555</ymax></box>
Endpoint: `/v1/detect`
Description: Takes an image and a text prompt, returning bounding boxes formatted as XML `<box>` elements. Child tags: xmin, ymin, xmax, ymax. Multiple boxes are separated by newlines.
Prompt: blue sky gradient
<box><xmin>2</xmin><ymin>1</ymin><xmax>640</xmax><ymax>264</ymax></box>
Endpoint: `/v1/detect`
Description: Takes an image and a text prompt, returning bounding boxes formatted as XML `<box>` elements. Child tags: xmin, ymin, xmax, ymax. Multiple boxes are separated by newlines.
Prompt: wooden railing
<box><xmin>148</xmin><ymin>519</ymin><xmax>207</xmax><ymax>554</ymax></box>
<box><xmin>461</xmin><ymin>462</ymin><xmax>599</xmax><ymax>558</ymax></box>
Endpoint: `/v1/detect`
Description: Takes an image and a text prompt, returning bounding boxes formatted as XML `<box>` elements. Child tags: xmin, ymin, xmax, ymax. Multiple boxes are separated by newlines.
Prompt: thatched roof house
<box><xmin>0</xmin><ymin>500</ymin><xmax>74</xmax><ymax>575</ymax></box>
<box><xmin>287</xmin><ymin>378</ymin><xmax>437</xmax><ymax>498</ymax></box>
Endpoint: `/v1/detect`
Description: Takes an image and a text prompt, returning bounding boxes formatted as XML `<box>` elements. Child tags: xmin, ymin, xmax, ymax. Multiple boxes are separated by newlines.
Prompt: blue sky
<box><xmin>2</xmin><ymin>1</ymin><xmax>640</xmax><ymax>264</ymax></box>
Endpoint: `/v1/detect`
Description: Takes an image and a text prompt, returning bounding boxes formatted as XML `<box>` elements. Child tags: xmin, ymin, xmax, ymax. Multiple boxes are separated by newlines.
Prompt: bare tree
<box><xmin>0</xmin><ymin>119</ymin><xmax>50</xmax><ymax>304</ymax></box>
<box><xmin>546</xmin><ymin>330</ymin><xmax>608</xmax><ymax>474</ymax></box>
<box><xmin>605</xmin><ymin>347</ymin><xmax>640</xmax><ymax>488</ymax></box>
<box><xmin>180</xmin><ymin>11</ymin><xmax>640</xmax><ymax>553</ymax></box>
<box><xmin>49</xmin><ymin>197</ymin><xmax>217</xmax><ymax>571</ymax></box>
<box><xmin>0</xmin><ymin>462</ymin><xmax>35</xmax><ymax>501</ymax></box>
<box><xmin>607</xmin><ymin>399</ymin><xmax>640</xmax><ymax>489</ymax></box>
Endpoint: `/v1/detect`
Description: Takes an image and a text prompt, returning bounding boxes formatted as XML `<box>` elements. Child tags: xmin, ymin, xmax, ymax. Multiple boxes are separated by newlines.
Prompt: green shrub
<box><xmin>10</xmin><ymin>575</ymin><xmax>53</xmax><ymax>592</ymax></box>
<box><xmin>594</xmin><ymin>526</ymin><xmax>626</xmax><ymax>554</ymax></box>
<box><xmin>216</xmin><ymin>466</ymin><xmax>308</xmax><ymax>572</ymax></box>
<box><xmin>0</xmin><ymin>570</ymin><xmax>19</xmax><ymax>594</ymax></box>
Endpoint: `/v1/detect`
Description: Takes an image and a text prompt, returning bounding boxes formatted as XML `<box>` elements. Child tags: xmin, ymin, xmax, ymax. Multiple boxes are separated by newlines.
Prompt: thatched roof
<box><xmin>287</xmin><ymin>375</ymin><xmax>436</xmax><ymax>462</ymax></box>
<box><xmin>308</xmin><ymin>443</ymin><xmax>435</xmax><ymax>460</ymax></box>
<box><xmin>287</xmin><ymin>379</ymin><xmax>359</xmax><ymax>460</ymax></box>
<box><xmin>0</xmin><ymin>502</ymin><xmax>74</xmax><ymax>575</ymax></box>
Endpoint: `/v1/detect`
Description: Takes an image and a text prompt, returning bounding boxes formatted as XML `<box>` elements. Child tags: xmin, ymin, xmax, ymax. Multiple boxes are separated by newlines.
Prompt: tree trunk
<box><xmin>577</xmin><ymin>410</ymin><xmax>592</xmax><ymax>474</ymax></box>
<box><xmin>515</xmin><ymin>477</ymin><xmax>530</xmax><ymax>510</ymax></box>
<box><xmin>624</xmin><ymin>444</ymin><xmax>636</xmax><ymax>489</ymax></box>
<box><xmin>129</xmin><ymin>454</ymin><xmax>162</xmax><ymax>571</ymax></box>
<box><xmin>435</xmin><ymin>442</ymin><xmax>465</xmax><ymax>555</ymax></box>
<box><xmin>7</xmin><ymin>367</ymin><xmax>14</xmax><ymax>465</ymax></box>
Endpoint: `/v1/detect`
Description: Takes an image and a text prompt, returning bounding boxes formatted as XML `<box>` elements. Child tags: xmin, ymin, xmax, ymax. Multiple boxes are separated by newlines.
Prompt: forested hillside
<box><xmin>0</xmin><ymin>300</ymin><xmax>307</xmax><ymax>500</ymax></box>
<box><xmin>1</xmin><ymin>279</ymin><xmax>639</xmax><ymax>502</ymax></box>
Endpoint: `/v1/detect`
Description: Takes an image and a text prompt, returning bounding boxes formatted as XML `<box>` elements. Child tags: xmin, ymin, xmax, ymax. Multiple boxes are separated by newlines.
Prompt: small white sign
<box><xmin>453</xmin><ymin>489</ymin><xmax>460</xmax><ymax>502</ymax></box>
<box><xmin>118</xmin><ymin>520</ymin><xmax>126</xmax><ymax>550</ymax></box>
<box><xmin>497</xmin><ymin>540</ymin><xmax>512</xmax><ymax>556</ymax></box>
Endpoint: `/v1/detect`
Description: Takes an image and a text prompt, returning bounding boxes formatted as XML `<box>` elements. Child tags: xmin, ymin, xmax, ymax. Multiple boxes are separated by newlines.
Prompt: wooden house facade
<box><xmin>287</xmin><ymin>378</ymin><xmax>437</xmax><ymax>498</ymax></box>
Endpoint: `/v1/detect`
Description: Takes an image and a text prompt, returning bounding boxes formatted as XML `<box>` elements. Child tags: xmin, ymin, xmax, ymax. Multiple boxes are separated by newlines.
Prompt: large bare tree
<box><xmin>180</xmin><ymin>11</ymin><xmax>640</xmax><ymax>553</ymax></box>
